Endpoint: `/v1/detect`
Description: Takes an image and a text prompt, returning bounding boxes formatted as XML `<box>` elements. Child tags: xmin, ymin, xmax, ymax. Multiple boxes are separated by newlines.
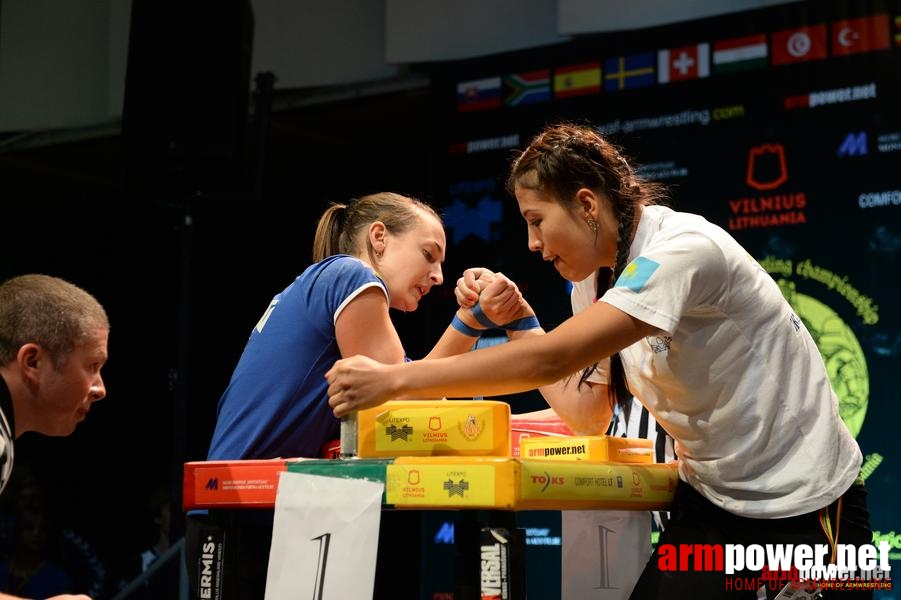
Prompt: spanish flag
<box><xmin>553</xmin><ymin>62</ymin><xmax>601</xmax><ymax>99</ymax></box>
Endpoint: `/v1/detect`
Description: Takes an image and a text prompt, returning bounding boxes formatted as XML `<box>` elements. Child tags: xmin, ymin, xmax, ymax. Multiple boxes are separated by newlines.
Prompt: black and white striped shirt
<box><xmin>0</xmin><ymin>377</ymin><xmax>15</xmax><ymax>495</ymax></box>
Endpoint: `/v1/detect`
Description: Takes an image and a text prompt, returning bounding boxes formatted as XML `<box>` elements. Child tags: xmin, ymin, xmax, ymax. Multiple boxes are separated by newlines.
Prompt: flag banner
<box><xmin>771</xmin><ymin>24</ymin><xmax>828</xmax><ymax>65</ymax></box>
<box><xmin>604</xmin><ymin>52</ymin><xmax>656</xmax><ymax>91</ymax></box>
<box><xmin>831</xmin><ymin>14</ymin><xmax>890</xmax><ymax>56</ymax></box>
<box><xmin>658</xmin><ymin>43</ymin><xmax>710</xmax><ymax>83</ymax></box>
<box><xmin>504</xmin><ymin>69</ymin><xmax>551</xmax><ymax>106</ymax></box>
<box><xmin>712</xmin><ymin>34</ymin><xmax>768</xmax><ymax>73</ymax></box>
<box><xmin>456</xmin><ymin>76</ymin><xmax>501</xmax><ymax>112</ymax></box>
<box><xmin>553</xmin><ymin>62</ymin><xmax>601</xmax><ymax>98</ymax></box>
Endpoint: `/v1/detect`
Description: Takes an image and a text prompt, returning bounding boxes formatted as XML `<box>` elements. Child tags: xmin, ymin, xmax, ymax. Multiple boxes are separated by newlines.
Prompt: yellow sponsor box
<box><xmin>518</xmin><ymin>461</ymin><xmax>678</xmax><ymax>510</ymax></box>
<box><xmin>356</xmin><ymin>400</ymin><xmax>510</xmax><ymax>458</ymax></box>
<box><xmin>520</xmin><ymin>435</ymin><xmax>653</xmax><ymax>463</ymax></box>
<box><xmin>386</xmin><ymin>456</ymin><xmax>519</xmax><ymax>509</ymax></box>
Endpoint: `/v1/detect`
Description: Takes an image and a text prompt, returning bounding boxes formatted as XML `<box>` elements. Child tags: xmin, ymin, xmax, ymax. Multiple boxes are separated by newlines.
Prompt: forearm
<box><xmin>394</xmin><ymin>334</ymin><xmax>568</xmax><ymax>399</ymax></box>
<box><xmin>503</xmin><ymin>327</ymin><xmax>610</xmax><ymax>433</ymax></box>
<box><xmin>423</xmin><ymin>309</ymin><xmax>482</xmax><ymax>359</ymax></box>
<box><xmin>401</xmin><ymin>304</ymin><xmax>646</xmax><ymax>402</ymax></box>
<box><xmin>537</xmin><ymin>379</ymin><xmax>612</xmax><ymax>435</ymax></box>
<box><xmin>327</xmin><ymin>301</ymin><xmax>654</xmax><ymax>418</ymax></box>
<box><xmin>505</xmin><ymin>324</ymin><xmax>543</xmax><ymax>341</ymax></box>
<box><xmin>514</xmin><ymin>407</ymin><xmax>560</xmax><ymax>420</ymax></box>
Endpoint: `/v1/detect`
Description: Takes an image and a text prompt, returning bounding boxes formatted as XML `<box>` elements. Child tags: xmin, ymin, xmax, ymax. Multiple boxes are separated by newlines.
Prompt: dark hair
<box><xmin>507</xmin><ymin>122</ymin><xmax>668</xmax><ymax>412</ymax></box>
<box><xmin>311</xmin><ymin>192</ymin><xmax>442</xmax><ymax>264</ymax></box>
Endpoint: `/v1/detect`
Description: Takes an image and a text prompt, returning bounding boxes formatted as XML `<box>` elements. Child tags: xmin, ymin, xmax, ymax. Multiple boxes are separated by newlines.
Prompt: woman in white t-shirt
<box><xmin>326</xmin><ymin>123</ymin><xmax>872</xmax><ymax>599</ymax></box>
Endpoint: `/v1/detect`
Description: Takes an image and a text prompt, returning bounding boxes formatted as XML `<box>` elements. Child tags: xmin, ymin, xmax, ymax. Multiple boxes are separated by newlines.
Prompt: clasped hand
<box><xmin>455</xmin><ymin>267</ymin><xmax>531</xmax><ymax>326</ymax></box>
<box><xmin>327</xmin><ymin>268</ymin><xmax>532</xmax><ymax>418</ymax></box>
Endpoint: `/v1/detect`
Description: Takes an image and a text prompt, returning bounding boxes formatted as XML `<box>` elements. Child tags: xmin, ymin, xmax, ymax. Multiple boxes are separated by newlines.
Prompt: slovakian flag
<box><xmin>456</xmin><ymin>77</ymin><xmax>501</xmax><ymax>112</ymax></box>
<box><xmin>658</xmin><ymin>43</ymin><xmax>710</xmax><ymax>83</ymax></box>
<box><xmin>553</xmin><ymin>62</ymin><xmax>601</xmax><ymax>99</ymax></box>
<box><xmin>603</xmin><ymin>52</ymin><xmax>655</xmax><ymax>91</ymax></box>
<box><xmin>712</xmin><ymin>34</ymin><xmax>767</xmax><ymax>73</ymax></box>
<box><xmin>831</xmin><ymin>14</ymin><xmax>890</xmax><ymax>56</ymax></box>
<box><xmin>504</xmin><ymin>69</ymin><xmax>551</xmax><ymax>106</ymax></box>
<box><xmin>771</xmin><ymin>24</ymin><xmax>828</xmax><ymax>65</ymax></box>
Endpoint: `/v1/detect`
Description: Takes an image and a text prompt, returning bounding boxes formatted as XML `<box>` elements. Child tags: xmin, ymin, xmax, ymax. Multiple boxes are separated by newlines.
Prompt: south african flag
<box><xmin>504</xmin><ymin>69</ymin><xmax>551</xmax><ymax>106</ymax></box>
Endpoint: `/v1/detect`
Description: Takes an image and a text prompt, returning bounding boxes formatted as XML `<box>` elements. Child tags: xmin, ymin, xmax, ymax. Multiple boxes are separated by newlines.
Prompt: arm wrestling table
<box><xmin>183</xmin><ymin>400</ymin><xmax>677</xmax><ymax>600</ymax></box>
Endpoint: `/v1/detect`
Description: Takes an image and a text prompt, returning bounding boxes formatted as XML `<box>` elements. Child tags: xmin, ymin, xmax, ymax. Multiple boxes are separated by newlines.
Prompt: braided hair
<box><xmin>506</xmin><ymin>123</ymin><xmax>668</xmax><ymax>411</ymax></box>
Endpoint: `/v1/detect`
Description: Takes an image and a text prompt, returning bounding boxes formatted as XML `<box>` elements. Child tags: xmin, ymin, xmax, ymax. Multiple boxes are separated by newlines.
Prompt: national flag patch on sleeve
<box><xmin>614</xmin><ymin>256</ymin><xmax>660</xmax><ymax>292</ymax></box>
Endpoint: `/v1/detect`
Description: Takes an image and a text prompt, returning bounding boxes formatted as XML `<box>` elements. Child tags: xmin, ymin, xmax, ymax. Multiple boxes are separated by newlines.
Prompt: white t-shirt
<box><xmin>572</xmin><ymin>205</ymin><xmax>861</xmax><ymax>518</ymax></box>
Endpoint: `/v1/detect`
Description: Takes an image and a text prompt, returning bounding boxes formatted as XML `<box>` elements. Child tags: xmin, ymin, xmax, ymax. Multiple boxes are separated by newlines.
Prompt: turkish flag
<box><xmin>832</xmin><ymin>14</ymin><xmax>890</xmax><ymax>56</ymax></box>
<box><xmin>771</xmin><ymin>24</ymin><xmax>828</xmax><ymax>65</ymax></box>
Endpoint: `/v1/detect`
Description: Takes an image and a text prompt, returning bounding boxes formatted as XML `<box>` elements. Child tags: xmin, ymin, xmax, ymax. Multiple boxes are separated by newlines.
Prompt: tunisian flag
<box><xmin>831</xmin><ymin>14</ymin><xmax>890</xmax><ymax>56</ymax></box>
<box><xmin>771</xmin><ymin>24</ymin><xmax>827</xmax><ymax>65</ymax></box>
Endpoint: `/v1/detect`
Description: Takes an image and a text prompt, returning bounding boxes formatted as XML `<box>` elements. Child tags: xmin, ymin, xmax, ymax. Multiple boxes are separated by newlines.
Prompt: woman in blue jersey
<box><xmin>194</xmin><ymin>191</ymin><xmax>527</xmax><ymax>600</ymax></box>
<box><xmin>207</xmin><ymin>191</ymin><xmax>524</xmax><ymax>461</ymax></box>
<box><xmin>326</xmin><ymin>127</ymin><xmax>873</xmax><ymax>599</ymax></box>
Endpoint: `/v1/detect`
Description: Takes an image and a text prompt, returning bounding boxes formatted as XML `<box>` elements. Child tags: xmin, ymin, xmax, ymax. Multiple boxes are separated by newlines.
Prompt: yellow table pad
<box><xmin>520</xmin><ymin>435</ymin><xmax>654</xmax><ymax>463</ymax></box>
<box><xmin>356</xmin><ymin>400</ymin><xmax>510</xmax><ymax>457</ymax></box>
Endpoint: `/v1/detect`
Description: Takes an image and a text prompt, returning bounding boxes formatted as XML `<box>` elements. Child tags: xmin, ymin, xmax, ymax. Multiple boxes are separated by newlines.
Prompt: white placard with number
<box><xmin>265</xmin><ymin>472</ymin><xmax>383</xmax><ymax>600</ymax></box>
<box><xmin>562</xmin><ymin>509</ymin><xmax>652</xmax><ymax>600</ymax></box>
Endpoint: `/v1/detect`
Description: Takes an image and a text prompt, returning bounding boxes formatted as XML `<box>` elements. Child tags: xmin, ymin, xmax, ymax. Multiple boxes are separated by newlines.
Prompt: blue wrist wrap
<box><xmin>451</xmin><ymin>314</ymin><xmax>485</xmax><ymax>337</ymax></box>
<box><xmin>504</xmin><ymin>316</ymin><xmax>541</xmax><ymax>331</ymax></box>
<box><xmin>471</xmin><ymin>302</ymin><xmax>501</xmax><ymax>329</ymax></box>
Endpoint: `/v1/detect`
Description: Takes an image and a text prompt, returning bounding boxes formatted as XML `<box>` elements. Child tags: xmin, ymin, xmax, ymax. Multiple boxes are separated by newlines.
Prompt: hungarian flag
<box><xmin>831</xmin><ymin>14</ymin><xmax>890</xmax><ymax>56</ymax></box>
<box><xmin>658</xmin><ymin>43</ymin><xmax>710</xmax><ymax>83</ymax></box>
<box><xmin>771</xmin><ymin>24</ymin><xmax>828</xmax><ymax>65</ymax></box>
<box><xmin>712</xmin><ymin>34</ymin><xmax>767</xmax><ymax>73</ymax></box>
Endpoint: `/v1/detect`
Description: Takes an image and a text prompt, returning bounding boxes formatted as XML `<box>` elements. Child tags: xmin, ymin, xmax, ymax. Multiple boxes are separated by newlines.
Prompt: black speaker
<box><xmin>122</xmin><ymin>0</ymin><xmax>254</xmax><ymax>193</ymax></box>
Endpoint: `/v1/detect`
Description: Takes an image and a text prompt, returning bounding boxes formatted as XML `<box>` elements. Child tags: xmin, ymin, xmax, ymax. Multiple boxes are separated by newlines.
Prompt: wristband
<box><xmin>504</xmin><ymin>316</ymin><xmax>541</xmax><ymax>331</ymax></box>
<box><xmin>471</xmin><ymin>302</ymin><xmax>501</xmax><ymax>329</ymax></box>
<box><xmin>451</xmin><ymin>314</ymin><xmax>485</xmax><ymax>337</ymax></box>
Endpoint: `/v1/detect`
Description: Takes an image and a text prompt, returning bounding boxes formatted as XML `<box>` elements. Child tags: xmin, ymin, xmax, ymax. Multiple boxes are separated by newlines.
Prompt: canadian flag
<box><xmin>831</xmin><ymin>14</ymin><xmax>890</xmax><ymax>56</ymax></box>
<box><xmin>658</xmin><ymin>43</ymin><xmax>710</xmax><ymax>83</ymax></box>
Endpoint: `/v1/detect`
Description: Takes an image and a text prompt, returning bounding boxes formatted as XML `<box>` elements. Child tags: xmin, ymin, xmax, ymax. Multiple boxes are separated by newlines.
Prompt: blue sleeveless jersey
<box><xmin>207</xmin><ymin>255</ymin><xmax>387</xmax><ymax>460</ymax></box>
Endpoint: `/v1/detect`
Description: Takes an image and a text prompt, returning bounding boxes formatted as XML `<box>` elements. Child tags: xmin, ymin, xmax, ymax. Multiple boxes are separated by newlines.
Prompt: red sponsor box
<box><xmin>183</xmin><ymin>459</ymin><xmax>289</xmax><ymax>510</ymax></box>
<box><xmin>509</xmin><ymin>415</ymin><xmax>573</xmax><ymax>457</ymax></box>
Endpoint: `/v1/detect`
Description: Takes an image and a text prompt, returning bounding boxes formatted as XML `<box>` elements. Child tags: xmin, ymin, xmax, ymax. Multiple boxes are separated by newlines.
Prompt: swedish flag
<box><xmin>604</xmin><ymin>52</ymin><xmax>656</xmax><ymax>91</ymax></box>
